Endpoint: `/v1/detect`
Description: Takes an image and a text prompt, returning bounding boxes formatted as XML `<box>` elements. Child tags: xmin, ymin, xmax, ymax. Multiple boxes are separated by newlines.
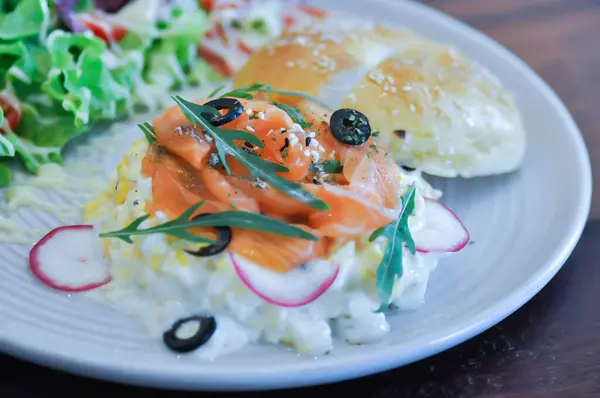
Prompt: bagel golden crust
<box><xmin>233</xmin><ymin>13</ymin><xmax>526</xmax><ymax>178</ymax></box>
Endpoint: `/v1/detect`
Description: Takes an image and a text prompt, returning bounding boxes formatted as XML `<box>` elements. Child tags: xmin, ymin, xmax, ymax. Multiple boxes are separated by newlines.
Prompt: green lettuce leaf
<box><xmin>0</xmin><ymin>0</ymin><xmax>51</xmax><ymax>41</ymax></box>
<box><xmin>0</xmin><ymin>0</ymin><xmax>215</xmax><ymax>184</ymax></box>
<box><xmin>42</xmin><ymin>30</ymin><xmax>133</xmax><ymax>127</ymax></box>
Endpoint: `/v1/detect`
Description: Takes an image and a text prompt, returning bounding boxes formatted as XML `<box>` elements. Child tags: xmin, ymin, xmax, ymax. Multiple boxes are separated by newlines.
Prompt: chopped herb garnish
<box><xmin>272</xmin><ymin>101</ymin><xmax>312</xmax><ymax>128</ymax></box>
<box><xmin>250</xmin><ymin>19</ymin><xmax>268</xmax><ymax>34</ymax></box>
<box><xmin>281</xmin><ymin>148</ymin><xmax>289</xmax><ymax>158</ymax></box>
<box><xmin>370</xmin><ymin>144</ymin><xmax>379</xmax><ymax>153</ymax></box>
<box><xmin>369</xmin><ymin>183</ymin><xmax>417</xmax><ymax>312</ymax></box>
<box><xmin>219</xmin><ymin>83</ymin><xmax>330</xmax><ymax>109</ymax></box>
<box><xmin>208</xmin><ymin>153</ymin><xmax>220</xmax><ymax>168</ymax></box>
<box><xmin>100</xmin><ymin>200</ymin><xmax>319</xmax><ymax>244</ymax></box>
<box><xmin>138</xmin><ymin>122</ymin><xmax>157</xmax><ymax>144</ymax></box>
<box><xmin>231</xmin><ymin>19</ymin><xmax>242</xmax><ymax>29</ymax></box>
<box><xmin>309</xmin><ymin>160</ymin><xmax>343</xmax><ymax>174</ymax></box>
<box><xmin>208</xmin><ymin>85</ymin><xmax>226</xmax><ymax>98</ymax></box>
<box><xmin>171</xmin><ymin>95</ymin><xmax>328</xmax><ymax>211</ymax></box>
<box><xmin>373</xmin><ymin>131</ymin><xmax>380</xmax><ymax>137</ymax></box>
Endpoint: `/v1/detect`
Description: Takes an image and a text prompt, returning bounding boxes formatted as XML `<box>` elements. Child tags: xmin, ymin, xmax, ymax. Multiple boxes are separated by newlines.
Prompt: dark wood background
<box><xmin>421</xmin><ymin>0</ymin><xmax>600</xmax><ymax>219</ymax></box>
<box><xmin>1</xmin><ymin>0</ymin><xmax>599</xmax><ymax>396</ymax></box>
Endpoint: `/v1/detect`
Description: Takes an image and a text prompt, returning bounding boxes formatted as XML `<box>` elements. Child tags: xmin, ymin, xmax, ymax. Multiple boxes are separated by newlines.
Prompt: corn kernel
<box><xmin>116</xmin><ymin>179</ymin><xmax>130</xmax><ymax>204</ymax></box>
<box><xmin>176</xmin><ymin>250</ymin><xmax>190</xmax><ymax>267</ymax></box>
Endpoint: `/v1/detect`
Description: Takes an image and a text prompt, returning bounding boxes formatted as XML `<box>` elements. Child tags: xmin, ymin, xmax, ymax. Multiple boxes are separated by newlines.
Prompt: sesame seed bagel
<box><xmin>233</xmin><ymin>13</ymin><xmax>526</xmax><ymax>178</ymax></box>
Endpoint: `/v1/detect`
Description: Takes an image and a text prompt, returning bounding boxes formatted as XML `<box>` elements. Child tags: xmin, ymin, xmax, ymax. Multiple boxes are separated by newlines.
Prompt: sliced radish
<box><xmin>29</xmin><ymin>225</ymin><xmax>112</xmax><ymax>292</ymax></box>
<box><xmin>230</xmin><ymin>253</ymin><xmax>339</xmax><ymax>307</ymax></box>
<box><xmin>412</xmin><ymin>198</ymin><xmax>470</xmax><ymax>254</ymax></box>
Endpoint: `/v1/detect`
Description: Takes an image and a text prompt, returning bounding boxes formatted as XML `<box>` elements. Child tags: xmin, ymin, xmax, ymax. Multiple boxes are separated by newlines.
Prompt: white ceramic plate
<box><xmin>0</xmin><ymin>0</ymin><xmax>592</xmax><ymax>391</ymax></box>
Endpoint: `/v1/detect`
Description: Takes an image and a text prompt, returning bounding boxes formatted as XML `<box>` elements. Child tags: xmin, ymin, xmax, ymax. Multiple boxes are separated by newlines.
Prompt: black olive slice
<box><xmin>184</xmin><ymin>213</ymin><xmax>232</xmax><ymax>257</ymax></box>
<box><xmin>202</xmin><ymin>98</ymin><xmax>243</xmax><ymax>127</ymax></box>
<box><xmin>163</xmin><ymin>315</ymin><xmax>217</xmax><ymax>353</ymax></box>
<box><xmin>329</xmin><ymin>108</ymin><xmax>372</xmax><ymax>146</ymax></box>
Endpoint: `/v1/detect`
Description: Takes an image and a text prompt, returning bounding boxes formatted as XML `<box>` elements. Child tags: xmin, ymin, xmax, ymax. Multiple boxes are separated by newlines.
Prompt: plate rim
<box><xmin>0</xmin><ymin>0</ymin><xmax>592</xmax><ymax>391</ymax></box>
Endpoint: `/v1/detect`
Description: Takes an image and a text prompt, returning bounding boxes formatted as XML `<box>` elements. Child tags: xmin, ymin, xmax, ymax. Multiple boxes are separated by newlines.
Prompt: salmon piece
<box><xmin>305</xmin><ymin>184</ymin><xmax>399</xmax><ymax>237</ymax></box>
<box><xmin>200</xmin><ymin>168</ymin><xmax>259</xmax><ymax>212</ymax></box>
<box><xmin>228</xmin><ymin>228</ymin><xmax>330</xmax><ymax>273</ymax></box>
<box><xmin>143</xmin><ymin>97</ymin><xmax>407</xmax><ymax>272</ymax></box>
<box><xmin>153</xmin><ymin>110</ymin><xmax>212</xmax><ymax>170</ymax></box>
<box><xmin>228</xmin><ymin>176</ymin><xmax>314</xmax><ymax>216</ymax></box>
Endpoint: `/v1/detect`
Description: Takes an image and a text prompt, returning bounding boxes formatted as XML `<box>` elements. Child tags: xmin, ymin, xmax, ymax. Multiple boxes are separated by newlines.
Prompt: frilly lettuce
<box><xmin>0</xmin><ymin>0</ymin><xmax>214</xmax><ymax>186</ymax></box>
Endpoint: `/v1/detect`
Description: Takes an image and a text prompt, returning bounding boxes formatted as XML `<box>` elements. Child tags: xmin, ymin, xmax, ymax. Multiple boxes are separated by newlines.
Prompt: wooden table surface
<box><xmin>1</xmin><ymin>0</ymin><xmax>599</xmax><ymax>397</ymax></box>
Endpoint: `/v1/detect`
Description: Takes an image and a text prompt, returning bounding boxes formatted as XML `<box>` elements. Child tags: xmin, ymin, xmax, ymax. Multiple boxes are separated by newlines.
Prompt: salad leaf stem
<box><xmin>369</xmin><ymin>183</ymin><xmax>417</xmax><ymax>312</ymax></box>
<box><xmin>100</xmin><ymin>200</ymin><xmax>319</xmax><ymax>244</ymax></box>
<box><xmin>138</xmin><ymin>122</ymin><xmax>156</xmax><ymax>144</ymax></box>
<box><xmin>218</xmin><ymin>83</ymin><xmax>331</xmax><ymax>109</ymax></box>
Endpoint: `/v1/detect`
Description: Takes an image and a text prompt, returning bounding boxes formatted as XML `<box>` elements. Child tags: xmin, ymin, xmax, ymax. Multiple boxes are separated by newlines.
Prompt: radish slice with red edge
<box><xmin>412</xmin><ymin>198</ymin><xmax>470</xmax><ymax>254</ymax></box>
<box><xmin>29</xmin><ymin>225</ymin><xmax>111</xmax><ymax>292</ymax></box>
<box><xmin>230</xmin><ymin>253</ymin><xmax>339</xmax><ymax>307</ymax></box>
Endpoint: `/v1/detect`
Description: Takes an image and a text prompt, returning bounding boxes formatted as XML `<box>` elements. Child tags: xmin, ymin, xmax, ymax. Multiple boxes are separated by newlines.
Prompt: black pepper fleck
<box><xmin>394</xmin><ymin>129</ymin><xmax>407</xmax><ymax>139</ymax></box>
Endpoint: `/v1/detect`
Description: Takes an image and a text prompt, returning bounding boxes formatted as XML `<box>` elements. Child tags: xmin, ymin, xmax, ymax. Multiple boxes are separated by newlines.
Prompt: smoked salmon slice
<box><xmin>143</xmin><ymin>97</ymin><xmax>406</xmax><ymax>272</ymax></box>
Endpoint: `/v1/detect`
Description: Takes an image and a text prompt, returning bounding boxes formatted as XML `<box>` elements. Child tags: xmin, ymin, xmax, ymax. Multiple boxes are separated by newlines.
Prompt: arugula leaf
<box><xmin>219</xmin><ymin>83</ymin><xmax>331</xmax><ymax>109</ymax></box>
<box><xmin>309</xmin><ymin>160</ymin><xmax>343</xmax><ymax>174</ymax></box>
<box><xmin>171</xmin><ymin>95</ymin><xmax>329</xmax><ymax>211</ymax></box>
<box><xmin>208</xmin><ymin>84</ymin><xmax>226</xmax><ymax>98</ymax></box>
<box><xmin>100</xmin><ymin>200</ymin><xmax>319</xmax><ymax>243</ymax></box>
<box><xmin>369</xmin><ymin>183</ymin><xmax>417</xmax><ymax>312</ymax></box>
<box><xmin>273</xmin><ymin>101</ymin><xmax>312</xmax><ymax>128</ymax></box>
<box><xmin>138</xmin><ymin>122</ymin><xmax>156</xmax><ymax>144</ymax></box>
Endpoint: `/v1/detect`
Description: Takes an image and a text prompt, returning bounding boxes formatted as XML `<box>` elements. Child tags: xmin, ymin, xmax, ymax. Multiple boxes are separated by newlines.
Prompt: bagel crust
<box><xmin>233</xmin><ymin>12</ymin><xmax>526</xmax><ymax>178</ymax></box>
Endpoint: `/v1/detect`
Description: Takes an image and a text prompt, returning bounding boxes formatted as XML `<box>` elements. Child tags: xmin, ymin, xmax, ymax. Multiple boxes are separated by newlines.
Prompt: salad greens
<box><xmin>369</xmin><ymin>183</ymin><xmax>417</xmax><ymax>312</ymax></box>
<box><xmin>0</xmin><ymin>0</ymin><xmax>220</xmax><ymax>186</ymax></box>
<box><xmin>100</xmin><ymin>199</ymin><xmax>319</xmax><ymax>244</ymax></box>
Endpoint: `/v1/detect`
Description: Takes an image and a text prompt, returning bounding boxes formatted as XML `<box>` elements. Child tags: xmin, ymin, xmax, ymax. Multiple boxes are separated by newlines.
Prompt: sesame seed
<box><xmin>383</xmin><ymin>82</ymin><xmax>389</xmax><ymax>91</ymax></box>
<box><xmin>368</xmin><ymin>70</ymin><xmax>385</xmax><ymax>85</ymax></box>
<box><xmin>303</xmin><ymin>149</ymin><xmax>311</xmax><ymax>157</ymax></box>
<box><xmin>309</xmin><ymin>131</ymin><xmax>316</xmax><ymax>138</ymax></box>
<box><xmin>287</xmin><ymin>61</ymin><xmax>295</xmax><ymax>67</ymax></box>
<box><xmin>391</xmin><ymin>86</ymin><xmax>397</xmax><ymax>93</ymax></box>
<box><xmin>266</xmin><ymin>129</ymin><xmax>274</xmax><ymax>136</ymax></box>
<box><xmin>252</xmin><ymin>178</ymin><xmax>267</xmax><ymax>189</ymax></box>
<box><xmin>318</xmin><ymin>145</ymin><xmax>325</xmax><ymax>152</ymax></box>
<box><xmin>311</xmin><ymin>151</ymin><xmax>320</xmax><ymax>163</ymax></box>
<box><xmin>409</xmin><ymin>104</ymin><xmax>416</xmax><ymax>112</ymax></box>
<box><xmin>257</xmin><ymin>112</ymin><xmax>265</xmax><ymax>120</ymax></box>
<box><xmin>392</xmin><ymin>109</ymin><xmax>400</xmax><ymax>116</ymax></box>
<box><xmin>310</xmin><ymin>139</ymin><xmax>319</xmax><ymax>148</ymax></box>
<box><xmin>347</xmin><ymin>92</ymin><xmax>357</xmax><ymax>104</ymax></box>
<box><xmin>247</xmin><ymin>125</ymin><xmax>255</xmax><ymax>132</ymax></box>
<box><xmin>288</xmin><ymin>133</ymin><xmax>299</xmax><ymax>147</ymax></box>
<box><xmin>245</xmin><ymin>108</ymin><xmax>253</xmax><ymax>115</ymax></box>
<box><xmin>403</xmin><ymin>83</ymin><xmax>412</xmax><ymax>92</ymax></box>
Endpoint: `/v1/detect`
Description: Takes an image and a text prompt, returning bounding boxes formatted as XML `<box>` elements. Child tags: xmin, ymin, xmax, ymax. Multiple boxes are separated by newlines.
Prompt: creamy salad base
<box><xmin>0</xmin><ymin>82</ymin><xmax>448</xmax><ymax>360</ymax></box>
<box><xmin>81</xmin><ymin>136</ymin><xmax>444</xmax><ymax>359</ymax></box>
